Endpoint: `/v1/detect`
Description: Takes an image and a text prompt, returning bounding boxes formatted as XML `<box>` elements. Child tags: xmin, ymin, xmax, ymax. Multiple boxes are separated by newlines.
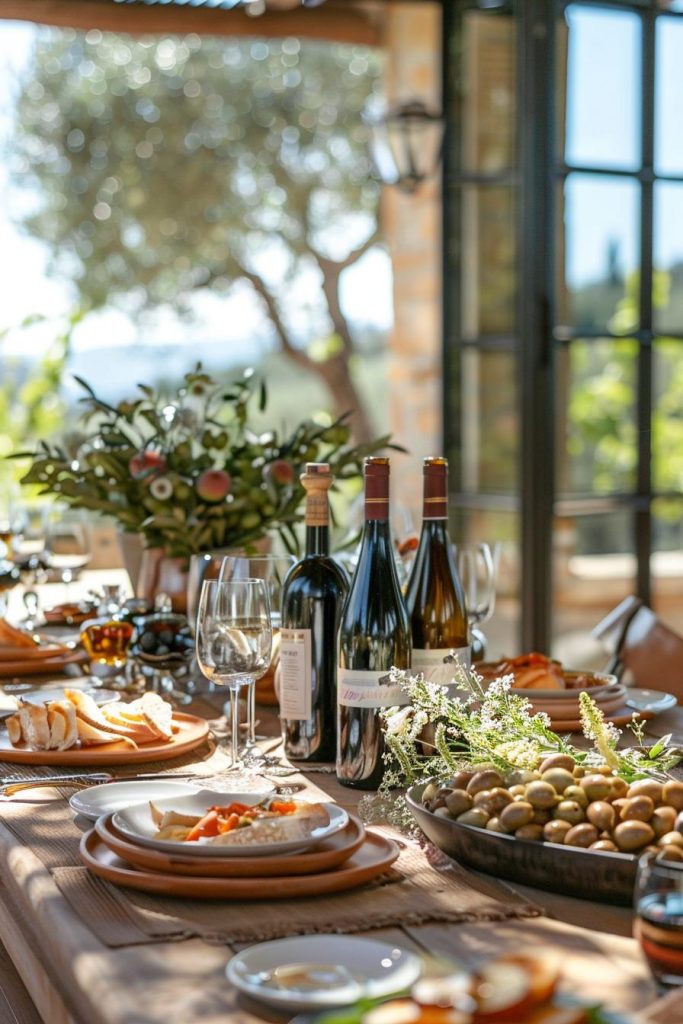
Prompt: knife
<box><xmin>0</xmin><ymin>771</ymin><xmax>201</xmax><ymax>795</ymax></box>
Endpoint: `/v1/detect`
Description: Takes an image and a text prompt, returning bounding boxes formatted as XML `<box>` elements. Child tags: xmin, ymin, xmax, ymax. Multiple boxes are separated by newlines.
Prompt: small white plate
<box><xmin>113</xmin><ymin>793</ymin><xmax>347</xmax><ymax>858</ymax></box>
<box><xmin>625</xmin><ymin>688</ymin><xmax>677</xmax><ymax>714</ymax></box>
<box><xmin>69</xmin><ymin>780</ymin><xmax>202</xmax><ymax>822</ymax></box>
<box><xmin>226</xmin><ymin>935</ymin><xmax>422</xmax><ymax>1013</ymax></box>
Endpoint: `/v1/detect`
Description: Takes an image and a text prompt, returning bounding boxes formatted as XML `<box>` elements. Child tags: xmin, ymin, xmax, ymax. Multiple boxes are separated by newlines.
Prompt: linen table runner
<box><xmin>0</xmin><ymin>787</ymin><xmax>542</xmax><ymax>948</ymax></box>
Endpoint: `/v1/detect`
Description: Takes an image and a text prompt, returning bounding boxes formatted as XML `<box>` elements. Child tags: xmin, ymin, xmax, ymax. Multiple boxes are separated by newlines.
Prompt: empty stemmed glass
<box><xmin>195</xmin><ymin>578</ymin><xmax>272</xmax><ymax>774</ymax></box>
<box><xmin>455</xmin><ymin>541</ymin><xmax>500</xmax><ymax>662</ymax></box>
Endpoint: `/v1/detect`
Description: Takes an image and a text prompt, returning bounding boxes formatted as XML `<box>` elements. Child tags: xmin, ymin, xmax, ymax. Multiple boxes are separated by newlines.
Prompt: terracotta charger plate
<box><xmin>0</xmin><ymin>712</ymin><xmax>210</xmax><ymax>765</ymax></box>
<box><xmin>95</xmin><ymin>811</ymin><xmax>366</xmax><ymax>878</ymax></box>
<box><xmin>552</xmin><ymin>706</ymin><xmax>655</xmax><ymax>733</ymax></box>
<box><xmin>0</xmin><ymin>649</ymin><xmax>89</xmax><ymax>678</ymax></box>
<box><xmin>80</xmin><ymin>828</ymin><xmax>400</xmax><ymax>899</ymax></box>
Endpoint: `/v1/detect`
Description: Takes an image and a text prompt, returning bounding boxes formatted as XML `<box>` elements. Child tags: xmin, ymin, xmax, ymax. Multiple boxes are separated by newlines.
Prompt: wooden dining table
<box><xmin>0</xmin><ymin>679</ymin><xmax>680</xmax><ymax>1024</ymax></box>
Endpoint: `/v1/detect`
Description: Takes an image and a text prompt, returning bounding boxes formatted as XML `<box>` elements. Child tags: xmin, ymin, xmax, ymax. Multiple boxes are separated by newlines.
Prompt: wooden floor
<box><xmin>0</xmin><ymin>940</ymin><xmax>43</xmax><ymax>1024</ymax></box>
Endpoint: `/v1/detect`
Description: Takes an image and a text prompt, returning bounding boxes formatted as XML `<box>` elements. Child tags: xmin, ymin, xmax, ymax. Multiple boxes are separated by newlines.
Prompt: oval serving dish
<box><xmin>406</xmin><ymin>781</ymin><xmax>638</xmax><ymax>905</ymax></box>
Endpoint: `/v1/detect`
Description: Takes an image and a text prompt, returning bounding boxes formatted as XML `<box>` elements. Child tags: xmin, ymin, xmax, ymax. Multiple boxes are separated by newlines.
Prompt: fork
<box><xmin>0</xmin><ymin>770</ymin><xmax>199</xmax><ymax>796</ymax></box>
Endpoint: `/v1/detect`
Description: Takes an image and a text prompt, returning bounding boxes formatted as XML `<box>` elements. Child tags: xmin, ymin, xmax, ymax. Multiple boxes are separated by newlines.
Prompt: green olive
<box><xmin>580</xmin><ymin>774</ymin><xmax>612</xmax><ymax>802</ymax></box>
<box><xmin>505</xmin><ymin>769</ymin><xmax>540</xmax><ymax>787</ymax></box>
<box><xmin>485</xmin><ymin>817</ymin><xmax>509</xmax><ymax>834</ymax></box>
<box><xmin>541</xmin><ymin>768</ymin><xmax>575</xmax><ymax>794</ymax></box>
<box><xmin>445</xmin><ymin>790</ymin><xmax>473</xmax><ymax>818</ymax></box>
<box><xmin>572</xmin><ymin>765</ymin><xmax>587</xmax><ymax>779</ymax></box>
<box><xmin>525</xmin><ymin>781</ymin><xmax>557</xmax><ymax>809</ymax></box>
<box><xmin>543</xmin><ymin>819</ymin><xmax>572</xmax><ymax>844</ymax></box>
<box><xmin>620</xmin><ymin>796</ymin><xmax>655</xmax><ymax>823</ymax></box>
<box><xmin>422</xmin><ymin>782</ymin><xmax>439</xmax><ymax>804</ymax></box>
<box><xmin>608</xmin><ymin>777</ymin><xmax>629</xmax><ymax>800</ymax></box>
<box><xmin>457</xmin><ymin>807</ymin><xmax>490</xmax><ymax>828</ymax></box>
<box><xmin>500</xmin><ymin>801</ymin><xmax>535</xmax><ymax>832</ymax></box>
<box><xmin>657</xmin><ymin>831</ymin><xmax>683</xmax><ymax>848</ymax></box>
<box><xmin>433</xmin><ymin>807</ymin><xmax>451</xmax><ymax>819</ymax></box>
<box><xmin>466</xmin><ymin>770</ymin><xmax>504</xmax><ymax>796</ymax></box>
<box><xmin>663</xmin><ymin>781</ymin><xmax>683</xmax><ymax>812</ymax></box>
<box><xmin>586</xmin><ymin>801</ymin><xmax>616</xmax><ymax>832</ymax></box>
<box><xmin>539</xmin><ymin>753</ymin><xmax>576</xmax><ymax>774</ymax></box>
<box><xmin>448</xmin><ymin>771</ymin><xmax>475</xmax><ymax>792</ymax></box>
<box><xmin>627</xmin><ymin>780</ymin><xmax>662</xmax><ymax>804</ymax></box>
<box><xmin>564</xmin><ymin>823</ymin><xmax>599</xmax><ymax>848</ymax></box>
<box><xmin>564</xmin><ymin>785</ymin><xmax>589</xmax><ymax>808</ymax></box>
<box><xmin>614</xmin><ymin>820</ymin><xmax>655</xmax><ymax>852</ymax></box>
<box><xmin>651</xmin><ymin>807</ymin><xmax>677</xmax><ymax>838</ymax></box>
<box><xmin>657</xmin><ymin>845</ymin><xmax>683</xmax><ymax>863</ymax></box>
<box><xmin>509</xmin><ymin>785</ymin><xmax>526</xmax><ymax>798</ymax></box>
<box><xmin>515</xmin><ymin>824</ymin><xmax>544</xmax><ymax>842</ymax></box>
<box><xmin>532</xmin><ymin>808</ymin><xmax>552</xmax><ymax>825</ymax></box>
<box><xmin>590</xmin><ymin>839</ymin><xmax>618</xmax><ymax>852</ymax></box>
<box><xmin>553</xmin><ymin>800</ymin><xmax>585</xmax><ymax>826</ymax></box>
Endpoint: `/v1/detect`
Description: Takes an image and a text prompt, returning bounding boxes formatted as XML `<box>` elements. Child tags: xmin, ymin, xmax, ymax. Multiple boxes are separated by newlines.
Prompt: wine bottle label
<box><xmin>279</xmin><ymin>628</ymin><xmax>312</xmax><ymax>720</ymax></box>
<box><xmin>411</xmin><ymin>646</ymin><xmax>472</xmax><ymax>687</ymax></box>
<box><xmin>338</xmin><ymin>668</ymin><xmax>410</xmax><ymax>709</ymax></box>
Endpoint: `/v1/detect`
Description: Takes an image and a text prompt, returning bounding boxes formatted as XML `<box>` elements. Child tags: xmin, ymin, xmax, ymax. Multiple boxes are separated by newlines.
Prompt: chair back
<box><xmin>592</xmin><ymin>597</ymin><xmax>683</xmax><ymax>702</ymax></box>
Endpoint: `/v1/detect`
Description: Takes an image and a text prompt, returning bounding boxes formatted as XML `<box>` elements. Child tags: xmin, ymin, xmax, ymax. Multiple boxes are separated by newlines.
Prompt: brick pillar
<box><xmin>381</xmin><ymin>5</ymin><xmax>442</xmax><ymax>531</ymax></box>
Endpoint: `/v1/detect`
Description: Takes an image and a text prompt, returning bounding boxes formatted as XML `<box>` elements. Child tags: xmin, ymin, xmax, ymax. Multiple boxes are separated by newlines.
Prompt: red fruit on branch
<box><xmin>128</xmin><ymin>450</ymin><xmax>167</xmax><ymax>479</ymax></box>
<box><xmin>196</xmin><ymin>469</ymin><xmax>232</xmax><ymax>502</ymax></box>
<box><xmin>264</xmin><ymin>459</ymin><xmax>295</xmax><ymax>487</ymax></box>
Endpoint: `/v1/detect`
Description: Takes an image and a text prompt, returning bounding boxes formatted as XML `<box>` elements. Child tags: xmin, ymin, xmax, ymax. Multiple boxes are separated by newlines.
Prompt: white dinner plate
<box><xmin>624</xmin><ymin>688</ymin><xmax>677</xmax><ymax>714</ymax></box>
<box><xmin>69</xmin><ymin>780</ymin><xmax>203</xmax><ymax>822</ymax></box>
<box><xmin>226</xmin><ymin>935</ymin><xmax>422</xmax><ymax>1013</ymax></box>
<box><xmin>112</xmin><ymin>793</ymin><xmax>347</xmax><ymax>857</ymax></box>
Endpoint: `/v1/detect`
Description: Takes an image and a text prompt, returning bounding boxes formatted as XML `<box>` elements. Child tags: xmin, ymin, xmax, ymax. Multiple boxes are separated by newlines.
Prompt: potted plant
<box><xmin>17</xmin><ymin>365</ymin><xmax>398</xmax><ymax>608</ymax></box>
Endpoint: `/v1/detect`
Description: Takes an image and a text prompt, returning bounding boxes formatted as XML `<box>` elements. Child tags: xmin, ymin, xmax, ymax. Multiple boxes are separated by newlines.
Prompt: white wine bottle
<box><xmin>336</xmin><ymin>456</ymin><xmax>411</xmax><ymax>789</ymax></box>
<box><xmin>405</xmin><ymin>456</ymin><xmax>470</xmax><ymax>688</ymax></box>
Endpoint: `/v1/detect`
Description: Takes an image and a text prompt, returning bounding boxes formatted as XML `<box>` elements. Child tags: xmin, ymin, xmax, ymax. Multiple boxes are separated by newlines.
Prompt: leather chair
<box><xmin>592</xmin><ymin>596</ymin><xmax>683</xmax><ymax>703</ymax></box>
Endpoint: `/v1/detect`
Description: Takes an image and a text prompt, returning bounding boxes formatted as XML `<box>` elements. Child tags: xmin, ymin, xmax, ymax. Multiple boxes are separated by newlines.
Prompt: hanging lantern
<box><xmin>366</xmin><ymin>99</ymin><xmax>444</xmax><ymax>195</ymax></box>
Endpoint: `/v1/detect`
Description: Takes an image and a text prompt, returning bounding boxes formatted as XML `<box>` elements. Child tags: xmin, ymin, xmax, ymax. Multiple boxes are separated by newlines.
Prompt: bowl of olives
<box><xmin>133</xmin><ymin>614</ymin><xmax>194</xmax><ymax>664</ymax></box>
<box><xmin>406</xmin><ymin>754</ymin><xmax>683</xmax><ymax>905</ymax></box>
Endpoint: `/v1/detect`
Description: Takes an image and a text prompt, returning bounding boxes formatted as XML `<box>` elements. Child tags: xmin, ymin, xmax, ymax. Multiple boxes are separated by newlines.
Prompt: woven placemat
<box><xmin>0</xmin><ymin>794</ymin><xmax>542</xmax><ymax>948</ymax></box>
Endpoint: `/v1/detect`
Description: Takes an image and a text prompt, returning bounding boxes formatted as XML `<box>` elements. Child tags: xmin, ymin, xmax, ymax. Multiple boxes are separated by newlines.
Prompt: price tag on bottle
<box><xmin>279</xmin><ymin>628</ymin><xmax>312</xmax><ymax>720</ymax></box>
<box><xmin>338</xmin><ymin>668</ymin><xmax>411</xmax><ymax>709</ymax></box>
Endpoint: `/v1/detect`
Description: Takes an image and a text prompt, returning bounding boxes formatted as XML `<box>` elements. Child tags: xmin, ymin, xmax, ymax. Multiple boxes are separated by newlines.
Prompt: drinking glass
<box><xmin>455</xmin><ymin>541</ymin><xmax>500</xmax><ymax>662</ymax></box>
<box><xmin>218</xmin><ymin>554</ymin><xmax>295</xmax><ymax>752</ymax></box>
<box><xmin>80</xmin><ymin>616</ymin><xmax>135</xmax><ymax>687</ymax></box>
<box><xmin>45</xmin><ymin>508</ymin><xmax>92</xmax><ymax>586</ymax></box>
<box><xmin>195</xmin><ymin>579</ymin><xmax>272</xmax><ymax>771</ymax></box>
<box><xmin>635</xmin><ymin>852</ymin><xmax>683</xmax><ymax>990</ymax></box>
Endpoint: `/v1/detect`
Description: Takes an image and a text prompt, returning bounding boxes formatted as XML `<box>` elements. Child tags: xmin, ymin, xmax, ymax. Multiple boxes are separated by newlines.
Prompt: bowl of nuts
<box><xmin>406</xmin><ymin>754</ymin><xmax>683</xmax><ymax>904</ymax></box>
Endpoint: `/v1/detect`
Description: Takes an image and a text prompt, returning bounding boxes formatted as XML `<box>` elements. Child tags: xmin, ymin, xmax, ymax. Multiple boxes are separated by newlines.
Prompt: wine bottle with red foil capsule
<box><xmin>405</xmin><ymin>457</ymin><xmax>470</xmax><ymax>688</ymax></box>
<box><xmin>280</xmin><ymin>463</ymin><xmax>348</xmax><ymax>762</ymax></box>
<box><xmin>337</xmin><ymin>456</ymin><xmax>411</xmax><ymax>789</ymax></box>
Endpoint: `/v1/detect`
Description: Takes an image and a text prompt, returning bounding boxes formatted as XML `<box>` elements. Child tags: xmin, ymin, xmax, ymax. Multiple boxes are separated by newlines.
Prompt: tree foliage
<box><xmin>9</xmin><ymin>29</ymin><xmax>385</xmax><ymax>439</ymax></box>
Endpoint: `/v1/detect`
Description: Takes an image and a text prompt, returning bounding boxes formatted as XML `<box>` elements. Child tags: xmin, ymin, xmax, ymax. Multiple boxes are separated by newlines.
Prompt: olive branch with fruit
<box><xmin>16</xmin><ymin>366</ymin><xmax>398</xmax><ymax>557</ymax></box>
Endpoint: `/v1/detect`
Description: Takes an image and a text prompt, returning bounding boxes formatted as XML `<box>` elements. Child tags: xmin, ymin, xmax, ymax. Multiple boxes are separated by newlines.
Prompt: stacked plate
<box><xmin>509</xmin><ymin>676</ymin><xmax>646</xmax><ymax>731</ymax></box>
<box><xmin>77</xmin><ymin>787</ymin><xmax>400</xmax><ymax>899</ymax></box>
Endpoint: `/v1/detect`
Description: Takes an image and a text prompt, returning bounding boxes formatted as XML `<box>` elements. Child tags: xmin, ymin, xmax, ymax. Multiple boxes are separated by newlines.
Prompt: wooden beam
<box><xmin>0</xmin><ymin>0</ymin><xmax>382</xmax><ymax>46</ymax></box>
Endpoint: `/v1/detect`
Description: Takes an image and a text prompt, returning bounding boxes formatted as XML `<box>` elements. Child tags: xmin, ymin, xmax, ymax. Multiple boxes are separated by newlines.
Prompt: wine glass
<box><xmin>455</xmin><ymin>541</ymin><xmax>500</xmax><ymax>662</ymax></box>
<box><xmin>218</xmin><ymin>554</ymin><xmax>295</xmax><ymax>754</ymax></box>
<box><xmin>634</xmin><ymin>852</ymin><xmax>683</xmax><ymax>989</ymax></box>
<box><xmin>195</xmin><ymin>578</ymin><xmax>272</xmax><ymax>772</ymax></box>
<box><xmin>44</xmin><ymin>508</ymin><xmax>92</xmax><ymax>587</ymax></box>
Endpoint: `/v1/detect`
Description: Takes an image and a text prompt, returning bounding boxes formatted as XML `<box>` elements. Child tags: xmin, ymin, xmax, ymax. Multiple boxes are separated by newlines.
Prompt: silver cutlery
<box><xmin>0</xmin><ymin>770</ymin><xmax>200</xmax><ymax>796</ymax></box>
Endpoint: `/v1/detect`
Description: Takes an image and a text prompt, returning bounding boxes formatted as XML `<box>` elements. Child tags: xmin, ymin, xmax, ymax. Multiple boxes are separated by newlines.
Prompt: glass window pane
<box><xmin>556</xmin><ymin>338</ymin><xmax>638</xmax><ymax>496</ymax></box>
<box><xmin>653</xmin><ymin>339</ymin><xmax>683</xmax><ymax>492</ymax></box>
<box><xmin>552</xmin><ymin>510</ymin><xmax>636</xmax><ymax>662</ymax></box>
<box><xmin>460</xmin><ymin>185</ymin><xmax>516</xmax><ymax>337</ymax></box>
<box><xmin>556</xmin><ymin>174</ymin><xmax>640</xmax><ymax>332</ymax></box>
<box><xmin>461</xmin><ymin>10</ymin><xmax>516</xmax><ymax>174</ymax></box>
<box><xmin>460</xmin><ymin>348</ymin><xmax>518</xmax><ymax>493</ymax></box>
<box><xmin>654</xmin><ymin>183</ymin><xmax>683</xmax><ymax>333</ymax></box>
<box><xmin>652</xmin><ymin>498</ymin><xmax>683</xmax><ymax>636</ymax></box>
<box><xmin>561</xmin><ymin>5</ymin><xmax>640</xmax><ymax>171</ymax></box>
<box><xmin>655</xmin><ymin>16</ymin><xmax>683</xmax><ymax>175</ymax></box>
<box><xmin>451</xmin><ymin>508</ymin><xmax>520</xmax><ymax>661</ymax></box>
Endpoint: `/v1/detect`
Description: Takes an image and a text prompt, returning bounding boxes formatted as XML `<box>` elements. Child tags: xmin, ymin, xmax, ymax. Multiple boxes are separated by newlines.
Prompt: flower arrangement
<box><xmin>380</xmin><ymin>669</ymin><xmax>679</xmax><ymax>790</ymax></box>
<box><xmin>17</xmin><ymin>366</ymin><xmax>398</xmax><ymax>557</ymax></box>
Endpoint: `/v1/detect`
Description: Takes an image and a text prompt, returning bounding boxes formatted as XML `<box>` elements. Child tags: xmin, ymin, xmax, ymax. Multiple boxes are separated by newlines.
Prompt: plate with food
<box><xmin>43</xmin><ymin>601</ymin><xmax>98</xmax><ymax>626</ymax></box>
<box><xmin>287</xmin><ymin>954</ymin><xmax>633</xmax><ymax>1023</ymax></box>
<box><xmin>0</xmin><ymin>618</ymin><xmax>88</xmax><ymax>677</ymax></box>
<box><xmin>112</xmin><ymin>792</ymin><xmax>349</xmax><ymax>857</ymax></box>
<box><xmin>476</xmin><ymin>653</ymin><xmax>617</xmax><ymax>697</ymax></box>
<box><xmin>80</xmin><ymin>828</ymin><xmax>398</xmax><ymax>899</ymax></box>
<box><xmin>0</xmin><ymin>689</ymin><xmax>209</xmax><ymax>765</ymax></box>
<box><xmin>0</xmin><ymin>682</ymin><xmax>120</xmax><ymax>719</ymax></box>
<box><xmin>227</xmin><ymin>935</ymin><xmax>422</xmax><ymax>1013</ymax></box>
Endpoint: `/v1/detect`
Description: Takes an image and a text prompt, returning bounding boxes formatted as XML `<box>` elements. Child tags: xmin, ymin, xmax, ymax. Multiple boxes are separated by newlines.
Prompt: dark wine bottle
<box><xmin>337</xmin><ymin>456</ymin><xmax>411</xmax><ymax>789</ymax></box>
<box><xmin>406</xmin><ymin>457</ymin><xmax>470</xmax><ymax>687</ymax></box>
<box><xmin>280</xmin><ymin>463</ymin><xmax>349</xmax><ymax>762</ymax></box>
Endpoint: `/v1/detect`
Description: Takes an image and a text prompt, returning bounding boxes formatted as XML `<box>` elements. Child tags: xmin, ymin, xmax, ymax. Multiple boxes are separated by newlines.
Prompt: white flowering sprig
<box><xmin>379</xmin><ymin>666</ymin><xmax>681</xmax><ymax>796</ymax></box>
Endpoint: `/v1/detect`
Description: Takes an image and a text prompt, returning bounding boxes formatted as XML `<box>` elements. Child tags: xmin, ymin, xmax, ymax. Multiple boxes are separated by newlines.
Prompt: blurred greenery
<box><xmin>8</xmin><ymin>29</ymin><xmax>385</xmax><ymax>442</ymax></box>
